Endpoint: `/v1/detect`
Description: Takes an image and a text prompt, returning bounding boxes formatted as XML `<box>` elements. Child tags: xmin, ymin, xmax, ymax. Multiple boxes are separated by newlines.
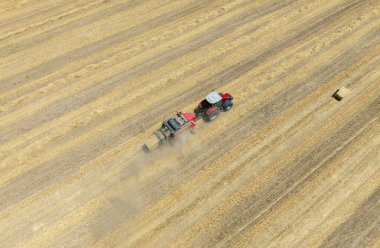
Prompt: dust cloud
<box><xmin>90</xmin><ymin>127</ymin><xmax>204</xmax><ymax>243</ymax></box>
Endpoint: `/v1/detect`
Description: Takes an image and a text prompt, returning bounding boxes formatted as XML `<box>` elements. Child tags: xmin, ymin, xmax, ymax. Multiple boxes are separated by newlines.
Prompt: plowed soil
<box><xmin>0</xmin><ymin>0</ymin><xmax>379</xmax><ymax>247</ymax></box>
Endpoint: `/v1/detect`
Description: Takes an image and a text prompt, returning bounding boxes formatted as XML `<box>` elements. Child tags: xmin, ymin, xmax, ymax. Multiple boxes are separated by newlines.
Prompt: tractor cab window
<box><xmin>205</xmin><ymin>91</ymin><xmax>222</xmax><ymax>107</ymax></box>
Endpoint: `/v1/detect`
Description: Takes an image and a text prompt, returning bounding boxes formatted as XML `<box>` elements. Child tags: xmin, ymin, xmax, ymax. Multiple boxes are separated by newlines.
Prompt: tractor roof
<box><xmin>206</xmin><ymin>92</ymin><xmax>222</xmax><ymax>104</ymax></box>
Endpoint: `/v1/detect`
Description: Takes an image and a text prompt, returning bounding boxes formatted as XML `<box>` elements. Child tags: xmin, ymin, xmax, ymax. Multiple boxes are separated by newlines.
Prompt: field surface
<box><xmin>0</xmin><ymin>0</ymin><xmax>379</xmax><ymax>247</ymax></box>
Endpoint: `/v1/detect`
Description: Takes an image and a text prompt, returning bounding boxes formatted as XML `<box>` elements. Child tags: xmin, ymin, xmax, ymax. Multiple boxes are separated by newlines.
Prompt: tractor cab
<box><xmin>198</xmin><ymin>92</ymin><xmax>223</xmax><ymax>110</ymax></box>
<box><xmin>205</xmin><ymin>92</ymin><xmax>222</xmax><ymax>106</ymax></box>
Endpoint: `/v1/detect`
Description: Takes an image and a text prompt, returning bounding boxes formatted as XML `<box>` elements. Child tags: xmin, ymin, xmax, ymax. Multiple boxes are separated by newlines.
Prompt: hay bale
<box><xmin>144</xmin><ymin>135</ymin><xmax>160</xmax><ymax>152</ymax></box>
<box><xmin>332</xmin><ymin>86</ymin><xmax>350</xmax><ymax>101</ymax></box>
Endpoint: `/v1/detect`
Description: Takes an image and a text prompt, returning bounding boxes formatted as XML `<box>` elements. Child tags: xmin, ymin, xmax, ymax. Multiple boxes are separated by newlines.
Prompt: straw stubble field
<box><xmin>0</xmin><ymin>0</ymin><xmax>379</xmax><ymax>247</ymax></box>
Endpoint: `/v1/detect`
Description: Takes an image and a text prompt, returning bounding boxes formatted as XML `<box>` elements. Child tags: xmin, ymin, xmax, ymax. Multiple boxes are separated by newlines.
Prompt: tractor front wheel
<box><xmin>222</xmin><ymin>100</ymin><xmax>233</xmax><ymax>111</ymax></box>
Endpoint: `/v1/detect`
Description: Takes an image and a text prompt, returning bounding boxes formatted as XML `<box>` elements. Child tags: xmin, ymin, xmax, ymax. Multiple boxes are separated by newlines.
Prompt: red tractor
<box><xmin>194</xmin><ymin>91</ymin><xmax>234</xmax><ymax>121</ymax></box>
<box><xmin>143</xmin><ymin>91</ymin><xmax>233</xmax><ymax>151</ymax></box>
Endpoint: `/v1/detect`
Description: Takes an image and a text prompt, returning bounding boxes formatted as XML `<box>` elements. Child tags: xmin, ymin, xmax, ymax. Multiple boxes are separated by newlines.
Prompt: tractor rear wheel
<box><xmin>204</xmin><ymin>110</ymin><xmax>219</xmax><ymax>122</ymax></box>
<box><xmin>222</xmin><ymin>100</ymin><xmax>233</xmax><ymax>111</ymax></box>
<box><xmin>194</xmin><ymin>107</ymin><xmax>203</xmax><ymax>118</ymax></box>
<box><xmin>205</xmin><ymin>109</ymin><xmax>219</xmax><ymax>122</ymax></box>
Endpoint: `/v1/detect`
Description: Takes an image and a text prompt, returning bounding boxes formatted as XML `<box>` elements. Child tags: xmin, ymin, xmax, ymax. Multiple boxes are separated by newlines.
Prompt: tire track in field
<box><xmin>0</xmin><ymin>0</ymin><xmax>277</xmax><ymax>135</ymax></box>
<box><xmin>0</xmin><ymin>0</ymin><xmax>214</xmax><ymax>91</ymax></box>
<box><xmin>319</xmin><ymin>187</ymin><xmax>380</xmax><ymax>248</ymax></box>
<box><xmin>0</xmin><ymin>0</ymin><xmax>253</xmax><ymax>133</ymax></box>
<box><xmin>0</xmin><ymin>0</ymin><xmax>139</xmax><ymax>53</ymax></box>
<box><xmin>0</xmin><ymin>0</ymin><xmax>104</xmax><ymax>42</ymax></box>
<box><xmin>0</xmin><ymin>0</ymin><xmax>65</xmax><ymax>23</ymax></box>
<box><xmin>217</xmin><ymin>100</ymin><xmax>380</xmax><ymax>247</ymax></box>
